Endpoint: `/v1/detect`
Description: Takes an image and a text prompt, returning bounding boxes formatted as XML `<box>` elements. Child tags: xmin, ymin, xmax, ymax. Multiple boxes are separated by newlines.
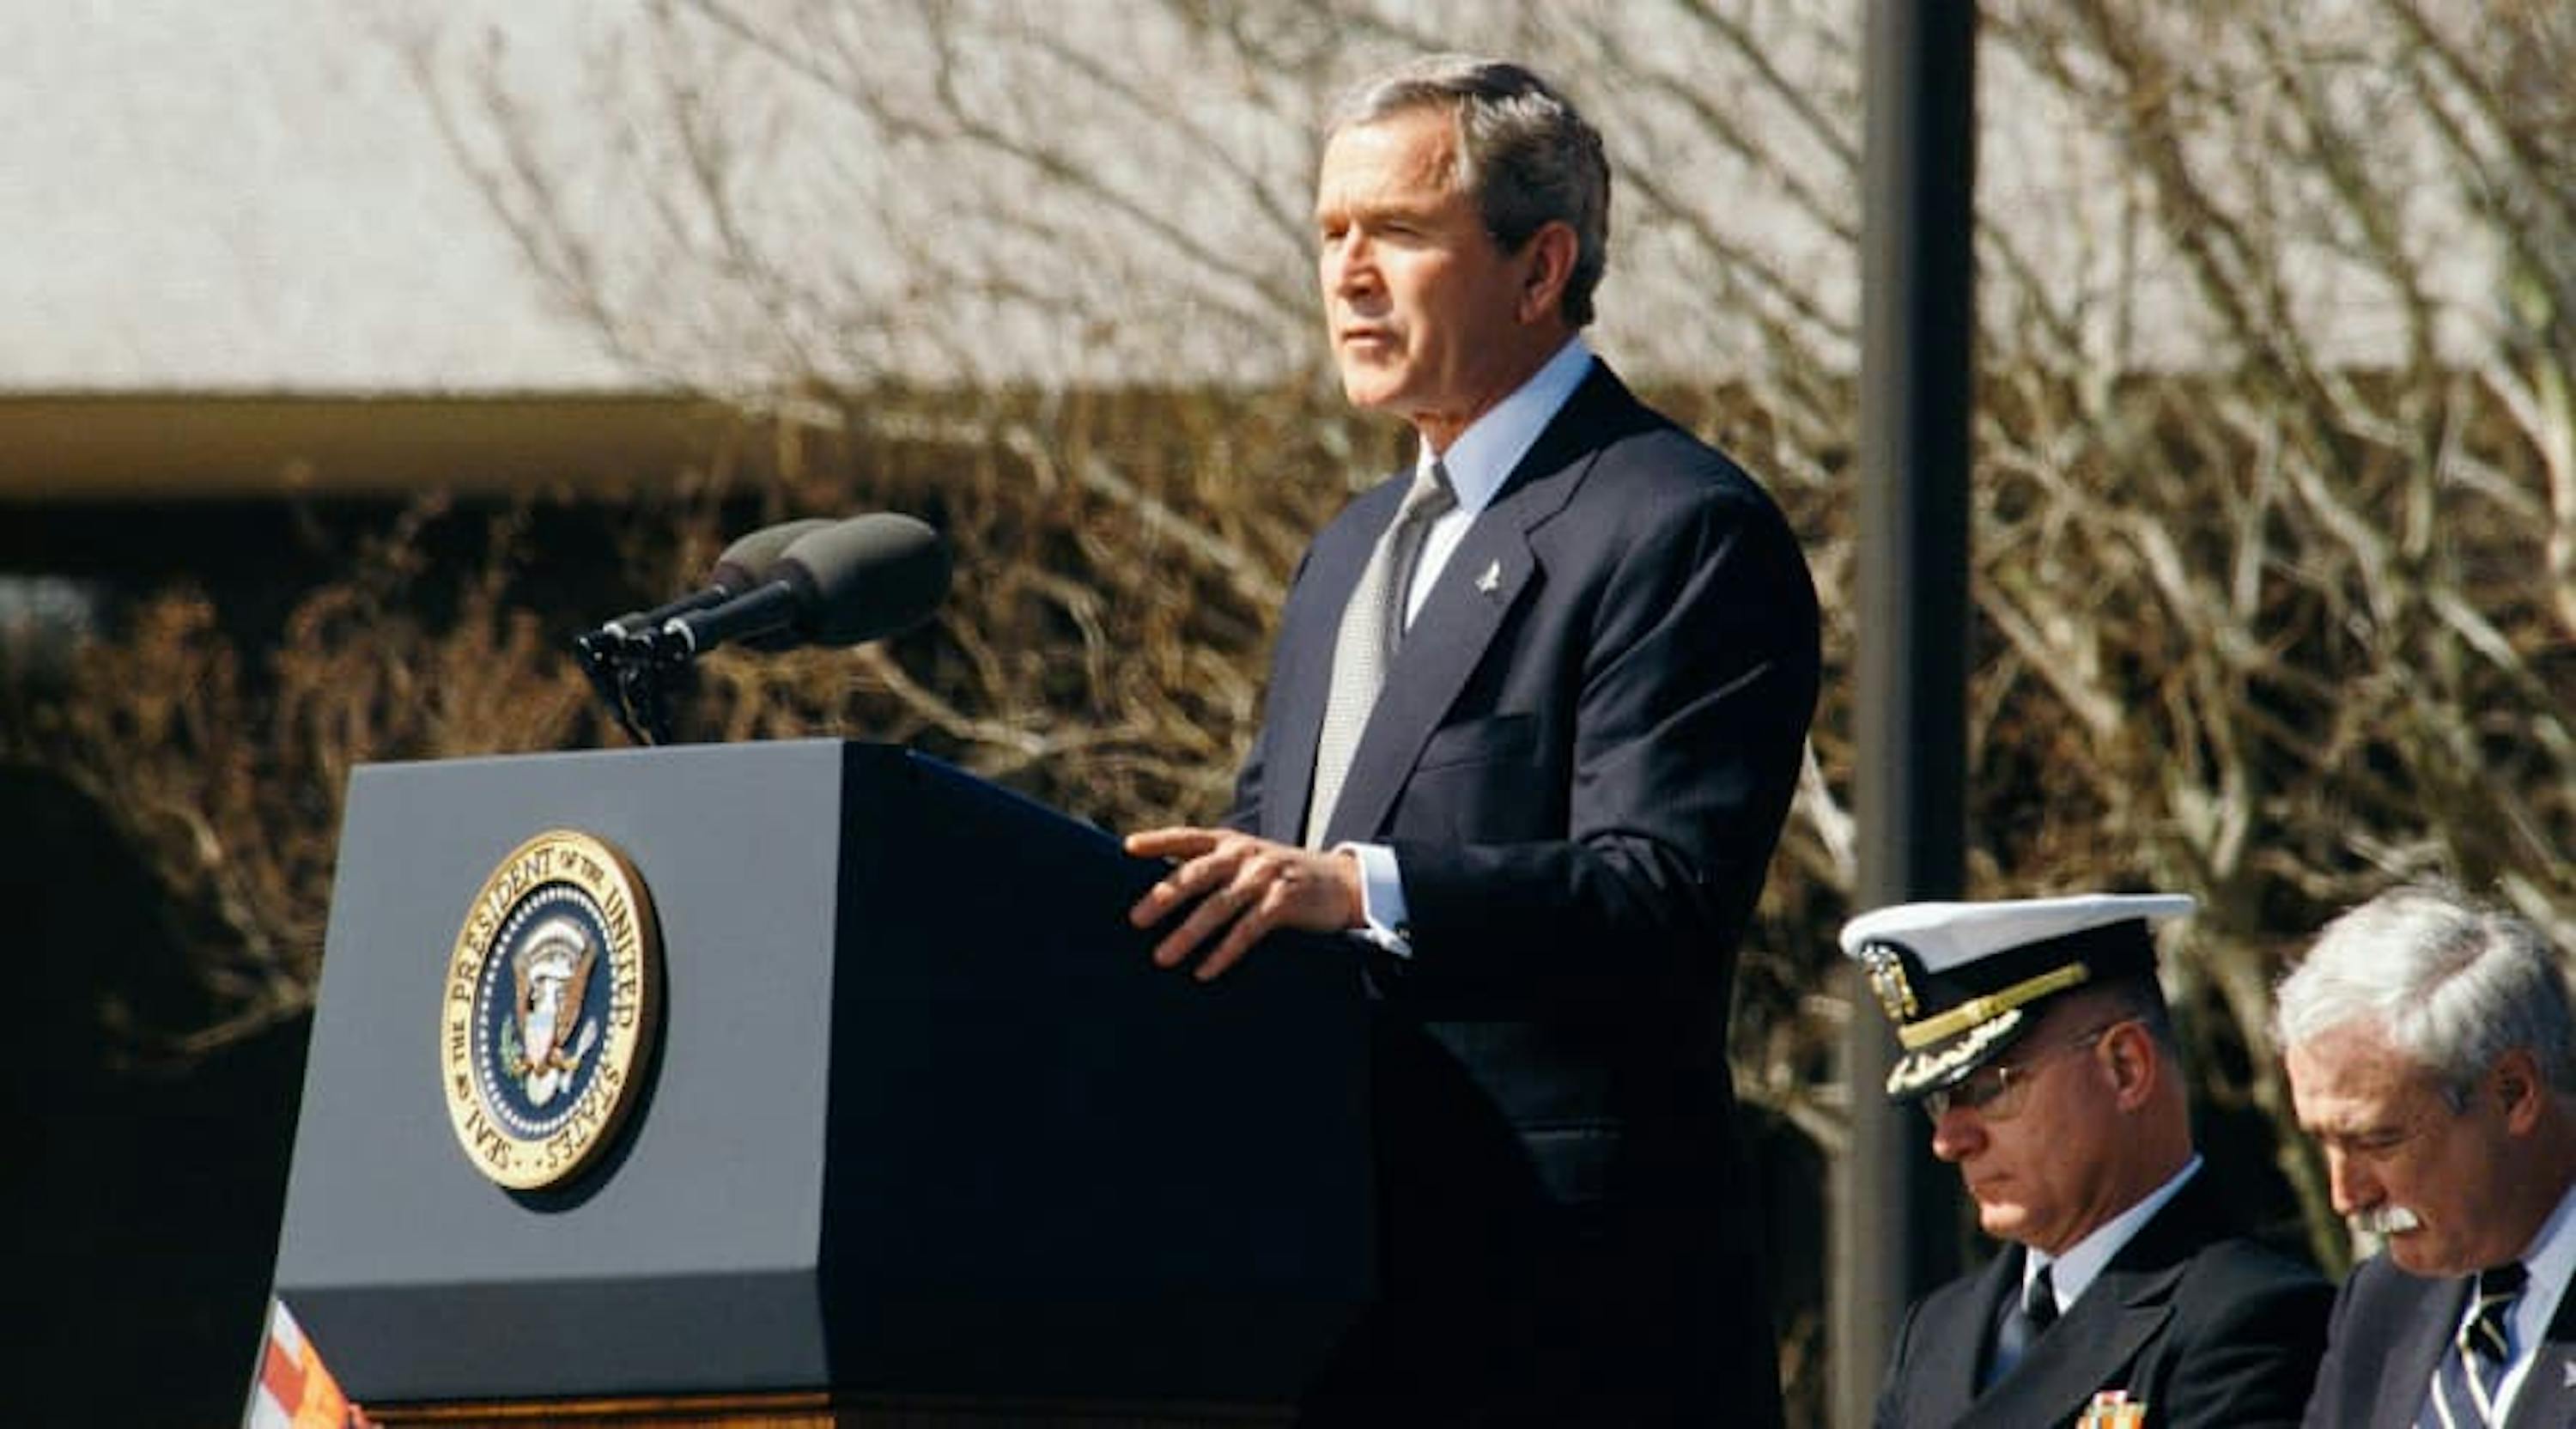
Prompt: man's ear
<box><xmin>1516</xmin><ymin>221</ymin><xmax>1578</xmax><ymax>325</ymax></box>
<box><xmin>2104</xmin><ymin>1022</ymin><xmax>2159</xmax><ymax>1110</ymax></box>
<box><xmin>2494</xmin><ymin>1049</ymin><xmax>2545</xmax><ymax>1134</ymax></box>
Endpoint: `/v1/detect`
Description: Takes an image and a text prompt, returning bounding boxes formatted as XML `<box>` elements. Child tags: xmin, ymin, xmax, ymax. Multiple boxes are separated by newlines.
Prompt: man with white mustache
<box><xmin>2278</xmin><ymin>885</ymin><xmax>2576</xmax><ymax>1428</ymax></box>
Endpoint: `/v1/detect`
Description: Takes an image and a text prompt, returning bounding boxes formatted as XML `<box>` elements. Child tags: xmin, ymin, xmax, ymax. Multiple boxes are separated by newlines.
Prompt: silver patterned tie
<box><xmin>1303</xmin><ymin>459</ymin><xmax>1457</xmax><ymax>848</ymax></box>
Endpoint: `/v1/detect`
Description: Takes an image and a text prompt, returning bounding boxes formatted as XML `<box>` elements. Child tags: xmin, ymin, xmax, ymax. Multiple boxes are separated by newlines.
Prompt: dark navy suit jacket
<box><xmin>1874</xmin><ymin>1173</ymin><xmax>2330</xmax><ymax>1429</ymax></box>
<box><xmin>2303</xmin><ymin>1252</ymin><xmax>2576</xmax><ymax>1429</ymax></box>
<box><xmin>1231</xmin><ymin>362</ymin><xmax>1819</xmax><ymax>1421</ymax></box>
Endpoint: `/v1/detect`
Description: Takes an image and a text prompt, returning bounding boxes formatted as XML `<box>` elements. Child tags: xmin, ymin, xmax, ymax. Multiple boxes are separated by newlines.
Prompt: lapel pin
<box><xmin>2562</xmin><ymin>1359</ymin><xmax>2576</xmax><ymax>1389</ymax></box>
<box><xmin>1475</xmin><ymin>560</ymin><xmax>1503</xmax><ymax>595</ymax></box>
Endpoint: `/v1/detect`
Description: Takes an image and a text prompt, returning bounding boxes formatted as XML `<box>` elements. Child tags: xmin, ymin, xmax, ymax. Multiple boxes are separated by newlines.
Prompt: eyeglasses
<box><xmin>1919</xmin><ymin>1022</ymin><xmax>2128</xmax><ymax>1122</ymax></box>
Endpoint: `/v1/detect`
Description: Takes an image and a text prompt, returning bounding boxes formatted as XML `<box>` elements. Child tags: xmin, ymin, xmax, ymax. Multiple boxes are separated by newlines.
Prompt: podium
<box><xmin>268</xmin><ymin>741</ymin><xmax>1372</xmax><ymax>1424</ymax></box>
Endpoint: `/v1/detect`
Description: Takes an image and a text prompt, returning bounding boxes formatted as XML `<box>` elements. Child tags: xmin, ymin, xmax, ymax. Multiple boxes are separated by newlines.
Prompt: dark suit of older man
<box><xmin>2302</xmin><ymin>1256</ymin><xmax>2576</xmax><ymax>1429</ymax></box>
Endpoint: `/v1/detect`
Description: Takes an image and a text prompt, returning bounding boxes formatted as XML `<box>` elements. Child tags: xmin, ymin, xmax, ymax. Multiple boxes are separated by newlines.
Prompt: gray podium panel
<box><xmin>271</xmin><ymin>740</ymin><xmax>1370</xmax><ymax>1405</ymax></box>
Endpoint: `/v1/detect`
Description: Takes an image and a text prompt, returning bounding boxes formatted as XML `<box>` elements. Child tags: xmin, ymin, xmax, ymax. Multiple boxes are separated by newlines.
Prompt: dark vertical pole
<box><xmin>1834</xmin><ymin>4</ymin><xmax>1976</xmax><ymax>1428</ymax></box>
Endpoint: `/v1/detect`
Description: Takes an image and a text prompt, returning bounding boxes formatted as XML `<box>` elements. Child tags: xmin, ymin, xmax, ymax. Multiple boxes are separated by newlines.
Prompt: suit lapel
<box><xmin>1916</xmin><ymin>1250</ymin><xmax>2020</xmax><ymax>1425</ymax></box>
<box><xmin>1959</xmin><ymin>1253</ymin><xmax>2184</xmax><ymax>1429</ymax></box>
<box><xmin>1316</xmin><ymin>515</ymin><xmax>1537</xmax><ymax>846</ymax></box>
<box><xmin>1311</xmin><ymin>366</ymin><xmax>1637</xmax><ymax>848</ymax></box>
<box><xmin>1956</xmin><ymin>1175</ymin><xmax>2215</xmax><ymax>1428</ymax></box>
<box><xmin>2374</xmin><ymin>1274</ymin><xmax>2465</xmax><ymax>1429</ymax></box>
<box><xmin>2506</xmin><ymin>1281</ymin><xmax>2576</xmax><ymax>1429</ymax></box>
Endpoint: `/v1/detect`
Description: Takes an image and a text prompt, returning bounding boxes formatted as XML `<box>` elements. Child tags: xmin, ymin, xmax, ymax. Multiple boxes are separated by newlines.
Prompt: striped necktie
<box><xmin>2422</xmin><ymin>1261</ymin><xmax>2527</xmax><ymax>1428</ymax></box>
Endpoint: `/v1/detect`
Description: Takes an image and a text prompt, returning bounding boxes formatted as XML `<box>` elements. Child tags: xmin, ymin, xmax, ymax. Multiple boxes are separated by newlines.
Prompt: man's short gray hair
<box><xmin>1330</xmin><ymin>55</ymin><xmax>1611</xmax><ymax>328</ymax></box>
<box><xmin>2272</xmin><ymin>884</ymin><xmax>2576</xmax><ymax>1100</ymax></box>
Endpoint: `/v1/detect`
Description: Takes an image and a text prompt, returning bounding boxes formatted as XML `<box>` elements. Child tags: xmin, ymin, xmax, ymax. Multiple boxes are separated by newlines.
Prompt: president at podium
<box><xmin>1126</xmin><ymin>54</ymin><xmax>1820</xmax><ymax>1425</ymax></box>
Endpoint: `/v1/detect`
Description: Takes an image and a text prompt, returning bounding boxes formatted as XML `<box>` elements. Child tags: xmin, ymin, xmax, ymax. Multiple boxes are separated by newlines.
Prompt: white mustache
<box><xmin>2352</xmin><ymin>1205</ymin><xmax>2423</xmax><ymax>1237</ymax></box>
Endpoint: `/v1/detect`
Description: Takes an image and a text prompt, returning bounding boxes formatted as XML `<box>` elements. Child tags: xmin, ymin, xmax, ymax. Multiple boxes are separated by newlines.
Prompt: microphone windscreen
<box><xmin>706</xmin><ymin>517</ymin><xmax>835</xmax><ymax>593</ymax></box>
<box><xmin>781</xmin><ymin>514</ymin><xmax>954</xmax><ymax>648</ymax></box>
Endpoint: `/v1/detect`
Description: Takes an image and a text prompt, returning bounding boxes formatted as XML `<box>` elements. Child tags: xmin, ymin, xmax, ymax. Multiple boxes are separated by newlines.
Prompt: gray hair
<box><xmin>2272</xmin><ymin>884</ymin><xmax>2576</xmax><ymax>1100</ymax></box>
<box><xmin>1330</xmin><ymin>55</ymin><xmax>1611</xmax><ymax>328</ymax></box>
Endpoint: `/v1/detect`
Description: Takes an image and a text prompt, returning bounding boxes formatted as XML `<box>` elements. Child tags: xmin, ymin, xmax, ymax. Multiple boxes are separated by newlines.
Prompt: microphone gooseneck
<box><xmin>597</xmin><ymin>517</ymin><xmax>833</xmax><ymax>641</ymax></box>
<box><xmin>575</xmin><ymin>513</ymin><xmax>952</xmax><ymax>746</ymax></box>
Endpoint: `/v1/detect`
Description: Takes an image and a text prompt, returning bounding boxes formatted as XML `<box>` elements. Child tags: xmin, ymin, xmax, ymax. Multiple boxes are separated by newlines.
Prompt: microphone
<box><xmin>661</xmin><ymin>514</ymin><xmax>951</xmax><ymax>657</ymax></box>
<box><xmin>597</xmin><ymin>518</ymin><xmax>835</xmax><ymax>639</ymax></box>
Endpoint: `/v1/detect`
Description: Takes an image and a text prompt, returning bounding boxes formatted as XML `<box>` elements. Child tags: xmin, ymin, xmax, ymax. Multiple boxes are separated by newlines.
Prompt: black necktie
<box><xmin>2422</xmin><ymin>1261</ymin><xmax>2528</xmax><ymax>1428</ymax></box>
<box><xmin>1986</xmin><ymin>1262</ymin><xmax>2057</xmax><ymax>1388</ymax></box>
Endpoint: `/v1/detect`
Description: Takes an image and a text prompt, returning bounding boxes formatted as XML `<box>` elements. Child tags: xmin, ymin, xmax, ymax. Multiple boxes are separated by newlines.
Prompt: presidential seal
<box><xmin>440</xmin><ymin>830</ymin><xmax>661</xmax><ymax>1191</ymax></box>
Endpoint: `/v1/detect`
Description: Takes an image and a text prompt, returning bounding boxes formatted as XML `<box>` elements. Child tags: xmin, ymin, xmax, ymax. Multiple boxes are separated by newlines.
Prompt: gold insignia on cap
<box><xmin>1898</xmin><ymin>963</ymin><xmax>2091</xmax><ymax>1049</ymax></box>
<box><xmin>1860</xmin><ymin>943</ymin><xmax>1918</xmax><ymax>1022</ymax></box>
<box><xmin>1887</xmin><ymin>1007</ymin><xmax>2027</xmax><ymax>1098</ymax></box>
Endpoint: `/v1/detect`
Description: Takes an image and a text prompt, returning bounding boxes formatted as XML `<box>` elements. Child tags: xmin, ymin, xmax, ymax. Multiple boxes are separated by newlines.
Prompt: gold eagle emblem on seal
<box><xmin>440</xmin><ymin>830</ymin><xmax>662</xmax><ymax>1190</ymax></box>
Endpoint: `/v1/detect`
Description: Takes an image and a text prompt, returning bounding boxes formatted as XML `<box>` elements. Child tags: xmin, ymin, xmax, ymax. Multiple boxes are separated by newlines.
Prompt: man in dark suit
<box><xmin>1846</xmin><ymin>895</ymin><xmax>2330</xmax><ymax>1427</ymax></box>
<box><xmin>1124</xmin><ymin>55</ymin><xmax>1818</xmax><ymax>1423</ymax></box>
<box><xmin>2278</xmin><ymin>885</ymin><xmax>2576</xmax><ymax>1428</ymax></box>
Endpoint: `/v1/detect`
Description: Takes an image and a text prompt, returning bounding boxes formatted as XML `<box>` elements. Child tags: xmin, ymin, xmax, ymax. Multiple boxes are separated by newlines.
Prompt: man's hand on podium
<box><xmin>1124</xmin><ymin>828</ymin><xmax>1364</xmax><ymax>982</ymax></box>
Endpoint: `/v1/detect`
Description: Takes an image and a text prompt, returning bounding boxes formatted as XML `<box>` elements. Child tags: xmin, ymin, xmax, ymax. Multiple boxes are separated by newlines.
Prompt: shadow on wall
<box><xmin>3</xmin><ymin>766</ymin><xmax>309</xmax><ymax>1429</ymax></box>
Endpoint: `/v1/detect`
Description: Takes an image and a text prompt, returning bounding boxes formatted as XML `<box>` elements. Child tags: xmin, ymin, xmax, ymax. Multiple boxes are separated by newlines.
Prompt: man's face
<box><xmin>1924</xmin><ymin>1009</ymin><xmax>2131</xmax><ymax>1256</ymax></box>
<box><xmin>1314</xmin><ymin>106</ymin><xmax>1548</xmax><ymax>449</ymax></box>
<box><xmin>2287</xmin><ymin>1023</ymin><xmax>2519</xmax><ymax>1277</ymax></box>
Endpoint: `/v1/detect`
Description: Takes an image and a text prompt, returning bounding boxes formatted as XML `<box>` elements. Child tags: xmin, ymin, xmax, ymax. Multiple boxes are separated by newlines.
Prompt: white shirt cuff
<box><xmin>1337</xmin><ymin>841</ymin><xmax>1413</xmax><ymax>958</ymax></box>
